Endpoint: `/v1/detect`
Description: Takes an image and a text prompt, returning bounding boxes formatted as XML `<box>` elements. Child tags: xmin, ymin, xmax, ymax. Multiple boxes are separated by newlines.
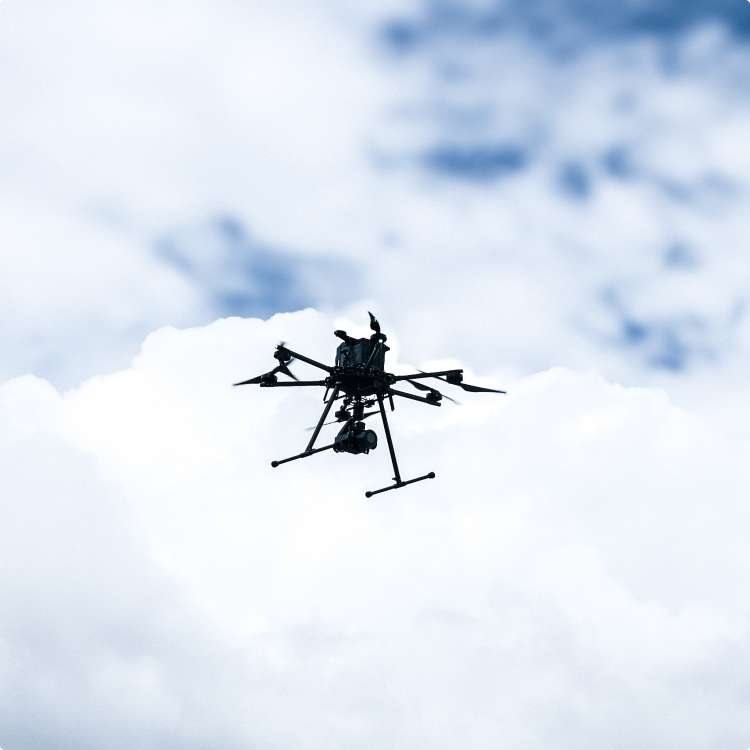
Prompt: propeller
<box><xmin>404</xmin><ymin>377</ymin><xmax>460</xmax><ymax>404</ymax></box>
<box><xmin>233</xmin><ymin>344</ymin><xmax>299</xmax><ymax>386</ymax></box>
<box><xmin>304</xmin><ymin>411</ymin><xmax>378</xmax><ymax>431</ymax></box>
<box><xmin>233</xmin><ymin>373</ymin><xmax>266</xmax><ymax>386</ymax></box>
<box><xmin>418</xmin><ymin>370</ymin><xmax>506</xmax><ymax>394</ymax></box>
<box><xmin>368</xmin><ymin>311</ymin><xmax>381</xmax><ymax>334</ymax></box>
<box><xmin>455</xmin><ymin>382</ymin><xmax>505</xmax><ymax>394</ymax></box>
<box><xmin>274</xmin><ymin>341</ymin><xmax>299</xmax><ymax>380</ymax></box>
<box><xmin>276</xmin><ymin>362</ymin><xmax>299</xmax><ymax>381</ymax></box>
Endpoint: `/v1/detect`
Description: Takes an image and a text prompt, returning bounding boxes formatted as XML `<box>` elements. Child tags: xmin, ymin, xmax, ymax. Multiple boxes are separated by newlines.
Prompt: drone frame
<box><xmin>249</xmin><ymin>343</ymin><xmax>468</xmax><ymax>497</ymax></box>
<box><xmin>235</xmin><ymin>313</ymin><xmax>505</xmax><ymax>498</ymax></box>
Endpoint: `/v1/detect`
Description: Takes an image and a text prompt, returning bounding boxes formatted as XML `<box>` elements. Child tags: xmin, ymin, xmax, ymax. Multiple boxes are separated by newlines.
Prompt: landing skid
<box><xmin>365</xmin><ymin>471</ymin><xmax>435</xmax><ymax>498</ymax></box>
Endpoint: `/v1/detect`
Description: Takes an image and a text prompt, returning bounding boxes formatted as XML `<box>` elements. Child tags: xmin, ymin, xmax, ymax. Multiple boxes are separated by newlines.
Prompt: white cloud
<box><xmin>3</xmin><ymin>1</ymin><xmax>750</xmax><ymax>745</ymax></box>
<box><xmin>0</xmin><ymin>1</ymin><xmax>390</xmax><ymax>385</ymax></box>
<box><xmin>2</xmin><ymin>309</ymin><xmax>749</xmax><ymax>747</ymax></box>
<box><xmin>2</xmin><ymin>1</ymin><xmax>750</xmax><ymax>395</ymax></box>
<box><xmin>365</xmin><ymin>22</ymin><xmax>750</xmax><ymax>380</ymax></box>
<box><xmin>0</xmin><ymin>196</ymin><xmax>207</xmax><ymax>385</ymax></box>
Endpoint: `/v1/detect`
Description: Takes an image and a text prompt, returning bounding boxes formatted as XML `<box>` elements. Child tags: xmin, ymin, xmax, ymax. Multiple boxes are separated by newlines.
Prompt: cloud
<box><xmin>2</xmin><ymin>309</ymin><xmax>750</xmax><ymax>747</ymax></box>
<box><xmin>0</xmin><ymin>197</ymin><xmax>208</xmax><ymax>387</ymax></box>
<box><xmin>4</xmin><ymin>1</ymin><xmax>750</xmax><ymax>745</ymax></box>
<box><xmin>3</xmin><ymin>1</ymin><xmax>750</xmax><ymax>392</ymax></box>
<box><xmin>368</xmin><ymin>18</ymin><xmax>750</xmax><ymax>382</ymax></box>
<box><xmin>0</xmin><ymin>1</ymin><xmax>387</xmax><ymax>386</ymax></box>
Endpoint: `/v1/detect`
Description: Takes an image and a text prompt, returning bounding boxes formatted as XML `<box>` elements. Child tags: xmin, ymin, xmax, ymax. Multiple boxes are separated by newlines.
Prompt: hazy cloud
<box><xmin>2</xmin><ymin>310</ymin><xmax>749</xmax><ymax>747</ymax></box>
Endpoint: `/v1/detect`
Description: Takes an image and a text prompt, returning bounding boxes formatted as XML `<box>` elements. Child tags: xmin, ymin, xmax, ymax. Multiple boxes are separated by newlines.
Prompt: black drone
<box><xmin>234</xmin><ymin>313</ymin><xmax>505</xmax><ymax>497</ymax></box>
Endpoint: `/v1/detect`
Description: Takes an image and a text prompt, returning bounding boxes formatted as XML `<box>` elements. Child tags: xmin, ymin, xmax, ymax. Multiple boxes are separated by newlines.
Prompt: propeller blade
<box><xmin>459</xmin><ymin>382</ymin><xmax>506</xmax><ymax>394</ymax></box>
<box><xmin>304</xmin><ymin>411</ymin><xmax>378</xmax><ymax>431</ymax></box>
<box><xmin>404</xmin><ymin>378</ymin><xmax>431</xmax><ymax>391</ymax></box>
<box><xmin>405</xmin><ymin>377</ymin><xmax>460</xmax><ymax>404</ymax></box>
<box><xmin>233</xmin><ymin>375</ymin><xmax>264</xmax><ymax>386</ymax></box>
<box><xmin>304</xmin><ymin>419</ymin><xmax>337</xmax><ymax>431</ymax></box>
<box><xmin>368</xmin><ymin>311</ymin><xmax>381</xmax><ymax>334</ymax></box>
<box><xmin>437</xmin><ymin>390</ymin><xmax>460</xmax><ymax>404</ymax></box>
<box><xmin>417</xmin><ymin>369</ymin><xmax>504</xmax><ymax>395</ymax></box>
<box><xmin>278</xmin><ymin>364</ymin><xmax>299</xmax><ymax>381</ymax></box>
<box><xmin>234</xmin><ymin>356</ymin><xmax>299</xmax><ymax>386</ymax></box>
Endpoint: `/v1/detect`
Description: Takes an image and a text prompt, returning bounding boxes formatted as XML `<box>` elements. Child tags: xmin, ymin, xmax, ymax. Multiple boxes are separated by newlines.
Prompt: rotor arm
<box><xmin>388</xmin><ymin>387</ymin><xmax>442</xmax><ymax>406</ymax></box>
<box><xmin>392</xmin><ymin>368</ymin><xmax>506</xmax><ymax>395</ymax></box>
<box><xmin>259</xmin><ymin>380</ymin><xmax>329</xmax><ymax>387</ymax></box>
<box><xmin>278</xmin><ymin>347</ymin><xmax>333</xmax><ymax>373</ymax></box>
<box><xmin>390</xmin><ymin>369</ymin><xmax>463</xmax><ymax>383</ymax></box>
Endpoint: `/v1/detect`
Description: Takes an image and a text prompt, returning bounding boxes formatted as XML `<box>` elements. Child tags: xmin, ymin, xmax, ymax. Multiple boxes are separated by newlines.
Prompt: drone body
<box><xmin>234</xmin><ymin>313</ymin><xmax>505</xmax><ymax>497</ymax></box>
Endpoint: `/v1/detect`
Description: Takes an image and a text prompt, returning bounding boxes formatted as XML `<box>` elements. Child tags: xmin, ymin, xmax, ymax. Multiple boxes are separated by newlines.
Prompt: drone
<box><xmin>234</xmin><ymin>313</ymin><xmax>505</xmax><ymax>497</ymax></box>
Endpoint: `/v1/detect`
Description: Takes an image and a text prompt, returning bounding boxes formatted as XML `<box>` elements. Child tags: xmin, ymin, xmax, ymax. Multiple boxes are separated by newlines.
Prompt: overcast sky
<box><xmin>2</xmin><ymin>1</ymin><xmax>750</xmax><ymax>748</ymax></box>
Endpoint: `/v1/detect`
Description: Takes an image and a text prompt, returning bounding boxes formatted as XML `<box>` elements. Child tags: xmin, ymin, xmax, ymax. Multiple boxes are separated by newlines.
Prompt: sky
<box><xmin>2</xmin><ymin>1</ymin><xmax>750</xmax><ymax>747</ymax></box>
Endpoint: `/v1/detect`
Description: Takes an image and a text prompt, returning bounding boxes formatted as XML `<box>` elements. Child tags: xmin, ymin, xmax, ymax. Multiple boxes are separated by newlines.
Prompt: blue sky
<box><xmin>1</xmin><ymin>0</ymin><xmax>748</xmax><ymax>390</ymax></box>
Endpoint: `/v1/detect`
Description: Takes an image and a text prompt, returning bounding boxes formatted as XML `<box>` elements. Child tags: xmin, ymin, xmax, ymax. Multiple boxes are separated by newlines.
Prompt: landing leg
<box><xmin>271</xmin><ymin>443</ymin><xmax>334</xmax><ymax>467</ymax></box>
<box><xmin>306</xmin><ymin>385</ymin><xmax>340</xmax><ymax>452</ymax></box>
<box><xmin>271</xmin><ymin>385</ymin><xmax>339</xmax><ymax>469</ymax></box>
<box><xmin>365</xmin><ymin>395</ymin><xmax>436</xmax><ymax>498</ymax></box>
<box><xmin>377</xmin><ymin>393</ymin><xmax>401</xmax><ymax>484</ymax></box>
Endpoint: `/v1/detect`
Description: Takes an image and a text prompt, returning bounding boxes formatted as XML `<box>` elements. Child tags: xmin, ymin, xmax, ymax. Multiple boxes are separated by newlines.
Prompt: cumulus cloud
<box><xmin>2</xmin><ymin>309</ymin><xmax>749</xmax><ymax>748</ymax></box>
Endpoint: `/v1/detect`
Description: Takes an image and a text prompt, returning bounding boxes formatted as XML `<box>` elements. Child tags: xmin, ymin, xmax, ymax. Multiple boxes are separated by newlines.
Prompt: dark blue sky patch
<box><xmin>647</xmin><ymin>328</ymin><xmax>690</xmax><ymax>371</ymax></box>
<box><xmin>157</xmin><ymin>216</ymin><xmax>358</xmax><ymax>320</ymax></box>
<box><xmin>621</xmin><ymin>317</ymin><xmax>649</xmax><ymax>345</ymax></box>
<box><xmin>378</xmin><ymin>3</ymin><xmax>514</xmax><ymax>58</ymax></box>
<box><xmin>664</xmin><ymin>242</ymin><xmax>699</xmax><ymax>270</ymax></box>
<box><xmin>379</xmin><ymin>0</ymin><xmax>750</xmax><ymax>59</ymax></box>
<box><xmin>600</xmin><ymin>288</ymin><xmax>716</xmax><ymax>372</ymax></box>
<box><xmin>558</xmin><ymin>161</ymin><xmax>592</xmax><ymax>199</ymax></box>
<box><xmin>380</xmin><ymin>19</ymin><xmax>422</xmax><ymax>55</ymax></box>
<box><xmin>613</xmin><ymin>0</ymin><xmax>750</xmax><ymax>38</ymax></box>
<box><xmin>221</xmin><ymin>249</ymin><xmax>303</xmax><ymax>317</ymax></box>
<box><xmin>620</xmin><ymin>315</ymin><xmax>694</xmax><ymax>371</ymax></box>
<box><xmin>422</xmin><ymin>143</ymin><xmax>528</xmax><ymax>181</ymax></box>
<box><xmin>602</xmin><ymin>146</ymin><xmax>635</xmax><ymax>180</ymax></box>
